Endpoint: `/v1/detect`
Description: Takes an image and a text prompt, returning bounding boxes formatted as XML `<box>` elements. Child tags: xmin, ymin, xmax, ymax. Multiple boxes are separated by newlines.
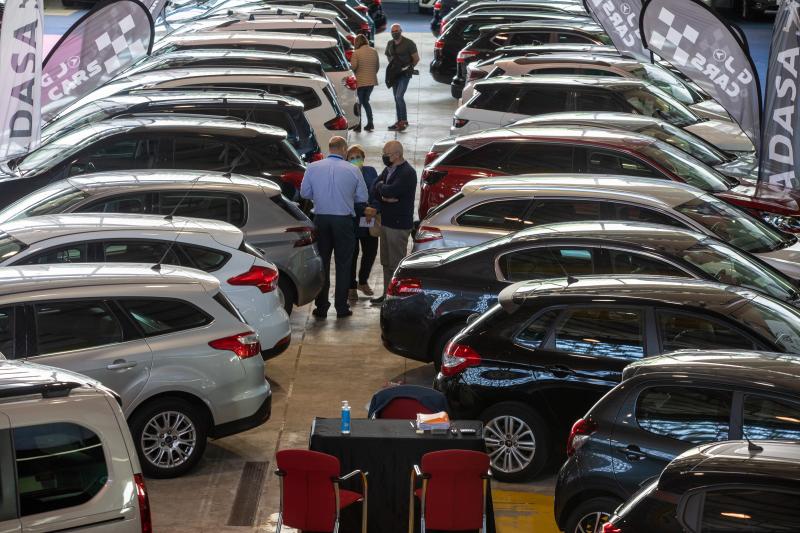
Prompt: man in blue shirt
<box><xmin>301</xmin><ymin>136</ymin><xmax>368</xmax><ymax>318</ymax></box>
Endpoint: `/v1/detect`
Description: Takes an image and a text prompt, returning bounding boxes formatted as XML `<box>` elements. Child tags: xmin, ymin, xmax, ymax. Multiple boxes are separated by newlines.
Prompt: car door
<box><xmin>505</xmin><ymin>86</ymin><xmax>570</xmax><ymax>123</ymax></box>
<box><xmin>496</xmin><ymin>245</ymin><xmax>599</xmax><ymax>283</ymax></box>
<box><xmin>610</xmin><ymin>383</ymin><xmax>734</xmax><ymax>498</ymax></box>
<box><xmin>22</xmin><ymin>299</ymin><xmax>153</xmax><ymax>409</ymax></box>
<box><xmin>0</xmin><ymin>417</ymin><xmax>21</xmax><ymax>533</ymax></box>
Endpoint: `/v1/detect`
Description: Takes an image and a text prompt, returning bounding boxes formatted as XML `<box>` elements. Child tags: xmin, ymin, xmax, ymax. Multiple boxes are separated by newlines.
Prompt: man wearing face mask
<box><xmin>385</xmin><ymin>23</ymin><xmax>419</xmax><ymax>132</ymax></box>
<box><xmin>370</xmin><ymin>140</ymin><xmax>417</xmax><ymax>305</ymax></box>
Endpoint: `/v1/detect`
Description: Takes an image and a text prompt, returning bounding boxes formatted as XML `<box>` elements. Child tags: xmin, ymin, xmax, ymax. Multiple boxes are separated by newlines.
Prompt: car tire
<box><xmin>480</xmin><ymin>402</ymin><xmax>550</xmax><ymax>482</ymax></box>
<box><xmin>129</xmin><ymin>397</ymin><xmax>209</xmax><ymax>479</ymax></box>
<box><xmin>431</xmin><ymin>322</ymin><xmax>466</xmax><ymax>371</ymax></box>
<box><xmin>278</xmin><ymin>275</ymin><xmax>295</xmax><ymax>315</ymax></box>
<box><xmin>564</xmin><ymin>496</ymin><xmax>623</xmax><ymax>533</ymax></box>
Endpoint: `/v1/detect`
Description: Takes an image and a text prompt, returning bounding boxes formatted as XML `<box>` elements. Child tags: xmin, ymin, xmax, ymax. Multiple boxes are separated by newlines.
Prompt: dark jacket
<box><xmin>385</xmin><ymin>59</ymin><xmax>404</xmax><ymax>89</ymax></box>
<box><xmin>367</xmin><ymin>385</ymin><xmax>449</xmax><ymax>419</ymax></box>
<box><xmin>355</xmin><ymin>165</ymin><xmax>380</xmax><ymax>236</ymax></box>
<box><xmin>373</xmin><ymin>160</ymin><xmax>417</xmax><ymax>230</ymax></box>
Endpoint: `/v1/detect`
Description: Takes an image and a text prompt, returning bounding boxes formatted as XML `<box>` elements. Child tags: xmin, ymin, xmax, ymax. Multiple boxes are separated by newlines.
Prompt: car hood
<box><xmin>684</xmin><ymin>119</ymin><xmax>754</xmax><ymax>152</ymax></box>
<box><xmin>757</xmin><ymin>239</ymin><xmax>800</xmax><ymax>281</ymax></box>
<box><xmin>714</xmin><ymin>152</ymin><xmax>759</xmax><ymax>181</ymax></box>
<box><xmin>689</xmin><ymin>99</ymin><xmax>732</xmax><ymax>122</ymax></box>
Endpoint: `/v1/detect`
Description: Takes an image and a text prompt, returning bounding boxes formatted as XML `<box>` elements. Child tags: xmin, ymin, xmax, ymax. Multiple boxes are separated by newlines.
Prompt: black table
<box><xmin>309</xmin><ymin>418</ymin><xmax>496</xmax><ymax>533</ymax></box>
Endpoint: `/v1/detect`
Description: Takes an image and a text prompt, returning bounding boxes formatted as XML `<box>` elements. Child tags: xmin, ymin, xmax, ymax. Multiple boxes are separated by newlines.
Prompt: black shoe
<box><xmin>364</xmin><ymin>123</ymin><xmax>374</xmax><ymax>132</ymax></box>
<box><xmin>388</xmin><ymin>122</ymin><xmax>400</xmax><ymax>131</ymax></box>
<box><xmin>370</xmin><ymin>295</ymin><xmax>385</xmax><ymax>305</ymax></box>
<box><xmin>312</xmin><ymin>307</ymin><xmax>328</xmax><ymax>319</ymax></box>
<box><xmin>336</xmin><ymin>310</ymin><xmax>353</xmax><ymax>318</ymax></box>
<box><xmin>354</xmin><ymin>124</ymin><xmax>362</xmax><ymax>133</ymax></box>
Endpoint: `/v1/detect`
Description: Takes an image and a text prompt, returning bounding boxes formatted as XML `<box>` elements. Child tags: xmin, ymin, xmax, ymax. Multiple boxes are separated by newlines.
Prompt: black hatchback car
<box><xmin>555</xmin><ymin>350</ymin><xmax>800</xmax><ymax>533</ymax></box>
<box><xmin>0</xmin><ymin>115</ymin><xmax>306</xmax><ymax>207</ymax></box>
<box><xmin>433</xmin><ymin>277</ymin><xmax>800</xmax><ymax>481</ymax></box>
<box><xmin>605</xmin><ymin>440</ymin><xmax>800</xmax><ymax>532</ymax></box>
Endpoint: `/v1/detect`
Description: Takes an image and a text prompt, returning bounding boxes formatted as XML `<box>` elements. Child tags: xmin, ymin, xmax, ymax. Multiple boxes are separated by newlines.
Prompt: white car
<box><xmin>0</xmin><ymin>213</ymin><xmax>291</xmax><ymax>358</ymax></box>
<box><xmin>152</xmin><ymin>32</ymin><xmax>359</xmax><ymax>128</ymax></box>
<box><xmin>0</xmin><ymin>360</ymin><xmax>152</xmax><ymax>532</ymax></box>
<box><xmin>460</xmin><ymin>53</ymin><xmax>731</xmax><ymax>121</ymax></box>
<box><xmin>452</xmin><ymin>75</ymin><xmax>754</xmax><ymax>152</ymax></box>
<box><xmin>56</xmin><ymin>67</ymin><xmax>348</xmax><ymax>149</ymax></box>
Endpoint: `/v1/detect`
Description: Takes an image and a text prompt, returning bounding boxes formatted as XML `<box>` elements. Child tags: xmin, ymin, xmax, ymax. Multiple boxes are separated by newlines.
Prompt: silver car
<box><xmin>414</xmin><ymin>175</ymin><xmax>800</xmax><ymax>280</ymax></box>
<box><xmin>0</xmin><ymin>169</ymin><xmax>324</xmax><ymax>313</ymax></box>
<box><xmin>0</xmin><ymin>263</ymin><xmax>271</xmax><ymax>478</ymax></box>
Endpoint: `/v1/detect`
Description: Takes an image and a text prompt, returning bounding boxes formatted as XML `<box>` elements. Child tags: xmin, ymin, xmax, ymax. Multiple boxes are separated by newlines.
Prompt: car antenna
<box><xmin>744</xmin><ymin>432</ymin><xmax>763</xmax><ymax>454</ymax></box>
<box><xmin>152</xmin><ymin>173</ymin><xmax>205</xmax><ymax>272</ymax></box>
<box><xmin>545</xmin><ymin>247</ymin><xmax>578</xmax><ymax>286</ymax></box>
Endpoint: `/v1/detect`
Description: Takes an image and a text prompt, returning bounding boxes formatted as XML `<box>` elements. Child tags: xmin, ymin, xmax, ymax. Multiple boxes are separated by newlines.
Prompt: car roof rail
<box><xmin>0</xmin><ymin>381</ymin><xmax>83</xmax><ymax>400</ymax></box>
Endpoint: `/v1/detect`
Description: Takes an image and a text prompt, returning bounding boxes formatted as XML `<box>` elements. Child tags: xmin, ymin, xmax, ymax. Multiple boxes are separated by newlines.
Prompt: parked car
<box><xmin>442</xmin><ymin>0</ymin><xmax>587</xmax><ymax>27</ymax></box>
<box><xmin>0</xmin><ymin>359</ymin><xmax>152</xmax><ymax>532</ymax></box>
<box><xmin>214</xmin><ymin>6</ymin><xmax>360</xmax><ymax>43</ymax></box>
<box><xmin>382</xmin><ymin>221</ymin><xmax>800</xmax><ymax>367</ymax></box>
<box><xmin>0</xmin><ymin>263</ymin><xmax>272</xmax><ymax>477</ymax></box>
<box><xmin>0</xmin><ymin>114</ymin><xmax>306</xmax><ymax>204</ymax></box>
<box><xmin>259</xmin><ymin>0</ymin><xmax>374</xmax><ymax>39</ymax></box>
<box><xmin>0</xmin><ymin>213</ymin><xmax>292</xmax><ymax>358</ymax></box>
<box><xmin>452</xmin><ymin>76</ymin><xmax>753</xmax><ymax>151</ymax></box>
<box><xmin>555</xmin><ymin>349</ymin><xmax>800</xmax><ymax>533</ymax></box>
<box><xmin>450</xmin><ymin>21</ymin><xmax>609</xmax><ymax>97</ymax></box>
<box><xmin>605</xmin><ymin>440</ymin><xmax>800</xmax><ymax>531</ymax></box>
<box><xmin>459</xmin><ymin>54</ymin><xmax>728</xmax><ymax>121</ymax></box>
<box><xmin>433</xmin><ymin>276</ymin><xmax>800</xmax><ymax>479</ymax></box>
<box><xmin>0</xmin><ymin>169</ymin><xmax>324</xmax><ymax>313</ymax></box>
<box><xmin>41</xmin><ymin>89</ymin><xmax>323</xmax><ymax>164</ymax></box>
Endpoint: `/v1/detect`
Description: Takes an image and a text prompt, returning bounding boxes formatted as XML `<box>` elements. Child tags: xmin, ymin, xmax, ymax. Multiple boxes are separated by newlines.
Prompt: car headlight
<box><xmin>761</xmin><ymin>212</ymin><xmax>800</xmax><ymax>232</ymax></box>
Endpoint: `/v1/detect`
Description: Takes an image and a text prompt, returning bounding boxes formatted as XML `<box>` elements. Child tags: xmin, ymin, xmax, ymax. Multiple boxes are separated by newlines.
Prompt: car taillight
<box><xmin>344</xmin><ymin>74</ymin><xmax>357</xmax><ymax>89</ymax></box>
<box><xmin>434</xmin><ymin>0</ymin><xmax>441</xmax><ymax>8</ymax></box>
<box><xmin>354</xmin><ymin>4</ymin><xmax>368</xmax><ymax>12</ymax></box>
<box><xmin>286</xmin><ymin>226</ymin><xmax>316</xmax><ymax>247</ymax></box>
<box><xmin>281</xmin><ymin>170</ymin><xmax>305</xmax><ymax>189</ymax></box>
<box><xmin>228</xmin><ymin>266</ymin><xmax>279</xmax><ymax>293</ymax></box>
<box><xmin>325</xmin><ymin>115</ymin><xmax>349</xmax><ymax>130</ymax></box>
<box><xmin>209</xmin><ymin>331</ymin><xmax>261</xmax><ymax>359</ymax></box>
<box><xmin>134</xmin><ymin>474</ymin><xmax>152</xmax><ymax>533</ymax></box>
<box><xmin>434</xmin><ymin>39</ymin><xmax>445</xmax><ymax>49</ymax></box>
<box><xmin>310</xmin><ymin>150</ymin><xmax>324</xmax><ymax>162</ymax></box>
<box><xmin>456</xmin><ymin>48</ymin><xmax>479</xmax><ymax>63</ymax></box>
<box><xmin>424</xmin><ymin>151</ymin><xmax>440</xmax><ymax>166</ymax></box>
<box><xmin>452</xmin><ymin>117</ymin><xmax>469</xmax><ymax>128</ymax></box>
<box><xmin>441</xmin><ymin>342</ymin><xmax>481</xmax><ymax>376</ymax></box>
<box><xmin>567</xmin><ymin>417</ymin><xmax>598</xmax><ymax>456</ymax></box>
<box><xmin>602</xmin><ymin>523</ymin><xmax>622</xmax><ymax>533</ymax></box>
<box><xmin>345</xmin><ymin>48</ymin><xmax>354</xmax><ymax>61</ymax></box>
<box><xmin>346</xmin><ymin>32</ymin><xmax>357</xmax><ymax>42</ymax></box>
<box><xmin>387</xmin><ymin>277</ymin><xmax>423</xmax><ymax>297</ymax></box>
<box><xmin>414</xmin><ymin>226</ymin><xmax>443</xmax><ymax>243</ymax></box>
<box><xmin>373</xmin><ymin>0</ymin><xmax>380</xmax><ymax>5</ymax></box>
<box><xmin>360</xmin><ymin>22</ymin><xmax>371</xmax><ymax>31</ymax></box>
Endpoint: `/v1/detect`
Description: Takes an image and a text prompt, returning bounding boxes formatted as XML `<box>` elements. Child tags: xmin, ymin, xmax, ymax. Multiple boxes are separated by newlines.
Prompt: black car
<box><xmin>432</xmin><ymin>276</ymin><xmax>800</xmax><ymax>480</ymax></box>
<box><xmin>605</xmin><ymin>440</ymin><xmax>800</xmax><ymax>532</ymax></box>
<box><xmin>40</xmin><ymin>90</ymin><xmax>323</xmax><ymax>164</ymax></box>
<box><xmin>450</xmin><ymin>20</ymin><xmax>610</xmax><ymax>97</ymax></box>
<box><xmin>380</xmin><ymin>222</ymin><xmax>800</xmax><ymax>368</ymax></box>
<box><xmin>430</xmin><ymin>12</ymin><xmax>581</xmax><ymax>85</ymax></box>
<box><xmin>556</xmin><ymin>350</ymin><xmax>800</xmax><ymax>533</ymax></box>
<box><xmin>264</xmin><ymin>0</ymin><xmax>373</xmax><ymax>38</ymax></box>
<box><xmin>0</xmin><ymin>115</ymin><xmax>306</xmax><ymax>207</ymax></box>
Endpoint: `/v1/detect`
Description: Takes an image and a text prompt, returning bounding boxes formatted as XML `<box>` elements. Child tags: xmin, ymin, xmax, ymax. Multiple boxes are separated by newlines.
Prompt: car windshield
<box><xmin>676</xmin><ymin>194</ymin><xmax>795</xmax><ymax>254</ymax></box>
<box><xmin>635</xmin><ymin>123</ymin><xmax>730</xmax><ymax>166</ymax></box>
<box><xmin>637</xmin><ymin>141</ymin><xmax>734</xmax><ymax>192</ymax></box>
<box><xmin>40</xmin><ymin>100</ymin><xmax>124</xmax><ymax>144</ymax></box>
<box><xmin>16</xmin><ymin>124</ymin><xmax>119</xmax><ymax>175</ymax></box>
<box><xmin>682</xmin><ymin>240</ymin><xmax>798</xmax><ymax>302</ymax></box>
<box><xmin>620</xmin><ymin>85</ymin><xmax>699</xmax><ymax>127</ymax></box>
<box><xmin>631</xmin><ymin>63</ymin><xmax>704</xmax><ymax>105</ymax></box>
<box><xmin>731</xmin><ymin>295</ymin><xmax>800</xmax><ymax>353</ymax></box>
<box><xmin>0</xmin><ymin>183</ymin><xmax>89</xmax><ymax>223</ymax></box>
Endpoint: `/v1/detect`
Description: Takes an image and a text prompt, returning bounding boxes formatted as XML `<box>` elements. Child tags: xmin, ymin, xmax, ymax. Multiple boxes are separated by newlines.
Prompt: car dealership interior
<box><xmin>0</xmin><ymin>0</ymin><xmax>798</xmax><ymax>531</ymax></box>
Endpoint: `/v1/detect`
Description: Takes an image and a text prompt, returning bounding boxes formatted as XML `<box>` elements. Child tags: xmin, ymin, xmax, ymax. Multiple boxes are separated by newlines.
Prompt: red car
<box><xmin>419</xmin><ymin>126</ymin><xmax>800</xmax><ymax>233</ymax></box>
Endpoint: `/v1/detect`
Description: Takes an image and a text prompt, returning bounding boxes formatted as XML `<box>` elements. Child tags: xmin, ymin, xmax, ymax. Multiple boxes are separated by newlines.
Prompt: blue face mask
<box><xmin>349</xmin><ymin>157</ymin><xmax>364</xmax><ymax>167</ymax></box>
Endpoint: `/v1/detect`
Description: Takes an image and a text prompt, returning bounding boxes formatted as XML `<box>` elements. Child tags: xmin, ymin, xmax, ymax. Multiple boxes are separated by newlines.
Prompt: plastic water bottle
<box><xmin>341</xmin><ymin>401</ymin><xmax>351</xmax><ymax>434</ymax></box>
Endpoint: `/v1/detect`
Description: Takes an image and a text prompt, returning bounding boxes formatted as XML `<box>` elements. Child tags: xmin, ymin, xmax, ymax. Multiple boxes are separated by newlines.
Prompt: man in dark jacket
<box><xmin>385</xmin><ymin>24</ymin><xmax>419</xmax><ymax>132</ymax></box>
<box><xmin>370</xmin><ymin>140</ymin><xmax>417</xmax><ymax>304</ymax></box>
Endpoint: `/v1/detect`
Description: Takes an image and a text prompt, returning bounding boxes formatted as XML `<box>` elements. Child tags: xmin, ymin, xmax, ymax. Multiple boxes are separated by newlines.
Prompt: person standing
<box><xmin>370</xmin><ymin>140</ymin><xmax>416</xmax><ymax>304</ymax></box>
<box><xmin>300</xmin><ymin>136</ymin><xmax>368</xmax><ymax>318</ymax></box>
<box><xmin>350</xmin><ymin>34</ymin><xmax>379</xmax><ymax>132</ymax></box>
<box><xmin>346</xmin><ymin>145</ymin><xmax>380</xmax><ymax>299</ymax></box>
<box><xmin>385</xmin><ymin>24</ymin><xmax>419</xmax><ymax>132</ymax></box>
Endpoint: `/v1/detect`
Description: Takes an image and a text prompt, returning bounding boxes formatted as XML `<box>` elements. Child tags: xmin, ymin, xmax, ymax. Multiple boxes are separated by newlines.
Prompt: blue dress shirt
<box><xmin>300</xmin><ymin>154</ymin><xmax>369</xmax><ymax>216</ymax></box>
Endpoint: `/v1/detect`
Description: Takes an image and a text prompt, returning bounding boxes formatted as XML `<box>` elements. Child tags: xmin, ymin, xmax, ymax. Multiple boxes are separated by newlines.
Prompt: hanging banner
<box><xmin>0</xmin><ymin>0</ymin><xmax>44</xmax><ymax>160</ymax></box>
<box><xmin>583</xmin><ymin>0</ymin><xmax>649</xmax><ymax>62</ymax></box>
<box><xmin>41</xmin><ymin>0</ymin><xmax>154</xmax><ymax>123</ymax></box>
<box><xmin>640</xmin><ymin>0</ymin><xmax>761</xmax><ymax>156</ymax></box>
<box><xmin>759</xmin><ymin>0</ymin><xmax>800</xmax><ymax>187</ymax></box>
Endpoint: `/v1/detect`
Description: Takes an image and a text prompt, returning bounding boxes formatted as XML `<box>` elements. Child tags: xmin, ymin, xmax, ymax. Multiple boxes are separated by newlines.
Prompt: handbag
<box><xmin>369</xmin><ymin>214</ymin><xmax>382</xmax><ymax>237</ymax></box>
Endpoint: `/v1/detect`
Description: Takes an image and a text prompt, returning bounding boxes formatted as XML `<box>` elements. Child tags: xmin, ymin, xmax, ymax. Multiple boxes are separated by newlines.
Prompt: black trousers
<box><xmin>350</xmin><ymin>233</ymin><xmax>379</xmax><ymax>288</ymax></box>
<box><xmin>315</xmin><ymin>214</ymin><xmax>356</xmax><ymax>314</ymax></box>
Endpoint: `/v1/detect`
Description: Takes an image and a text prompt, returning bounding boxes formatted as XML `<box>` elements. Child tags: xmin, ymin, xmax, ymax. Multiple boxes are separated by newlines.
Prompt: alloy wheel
<box><xmin>140</xmin><ymin>410</ymin><xmax>197</xmax><ymax>469</ymax></box>
<box><xmin>483</xmin><ymin>414</ymin><xmax>536</xmax><ymax>473</ymax></box>
<box><xmin>574</xmin><ymin>511</ymin><xmax>612</xmax><ymax>533</ymax></box>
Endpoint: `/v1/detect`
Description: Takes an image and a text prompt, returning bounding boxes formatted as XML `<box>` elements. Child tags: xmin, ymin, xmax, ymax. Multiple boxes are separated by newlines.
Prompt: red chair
<box><xmin>409</xmin><ymin>450</ymin><xmax>491</xmax><ymax>533</ymax></box>
<box><xmin>275</xmin><ymin>449</ymin><xmax>368</xmax><ymax>533</ymax></box>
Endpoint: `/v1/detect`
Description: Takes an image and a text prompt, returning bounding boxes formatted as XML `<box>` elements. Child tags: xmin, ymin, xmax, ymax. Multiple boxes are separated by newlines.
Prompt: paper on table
<box><xmin>359</xmin><ymin>217</ymin><xmax>375</xmax><ymax>228</ymax></box>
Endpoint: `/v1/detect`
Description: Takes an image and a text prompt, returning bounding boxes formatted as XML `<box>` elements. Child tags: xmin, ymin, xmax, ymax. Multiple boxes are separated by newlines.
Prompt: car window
<box><xmin>181</xmin><ymin>245</ymin><xmax>230</xmax><ymax>272</ymax></box>
<box><xmin>0</xmin><ymin>184</ymin><xmax>89</xmax><ymax>223</ymax></box>
<box><xmin>742</xmin><ymin>395</ymin><xmax>800</xmax><ymax>440</ymax></box>
<box><xmin>516</xmin><ymin>308</ymin><xmax>561</xmax><ymax>350</ymax></box>
<box><xmin>446</xmin><ymin>142</ymin><xmax>513</xmax><ymax>172</ymax></box>
<box><xmin>586</xmin><ymin>149</ymin><xmax>660</xmax><ymax>177</ymax></box>
<box><xmin>500</xmin><ymin>247</ymin><xmax>596</xmax><ymax>282</ymax></box>
<box><xmin>554</xmin><ymin>307</ymin><xmax>644</xmax><ymax>359</ymax></box>
<box><xmin>731</xmin><ymin>295</ymin><xmax>800</xmax><ymax>353</ymax></box>
<box><xmin>102</xmin><ymin>241</ymin><xmax>182</xmax><ymax>265</ymax></box>
<box><xmin>78</xmin><ymin>193</ymin><xmax>150</xmax><ymax>214</ymax></box>
<box><xmin>490</xmin><ymin>32</ymin><xmax>512</xmax><ymax>47</ymax></box>
<box><xmin>699</xmin><ymin>488</ymin><xmax>799</xmax><ymax>532</ymax></box>
<box><xmin>33</xmin><ymin>300</ymin><xmax>124</xmax><ymax>355</ymax></box>
<box><xmin>169</xmin><ymin>136</ymin><xmax>249</xmax><ymax>172</ymax></box>
<box><xmin>70</xmin><ymin>138</ymin><xmax>157</xmax><ymax>175</ymax></box>
<box><xmin>266</xmin><ymin>84</ymin><xmax>322</xmax><ymax>110</ymax></box>
<box><xmin>0</xmin><ymin>307</ymin><xmax>14</xmax><ymax>359</ymax></box>
<box><xmin>657</xmin><ymin>310</ymin><xmax>757</xmax><ymax>351</ymax></box>
<box><xmin>16</xmin><ymin>243</ymin><xmax>89</xmax><ymax>265</ymax></box>
<box><xmin>13</xmin><ymin>423</ymin><xmax>107</xmax><ymax>517</ymax></box>
<box><xmin>617</xmin><ymin>483</ymin><xmax>682</xmax><ymax>533</ymax></box>
<box><xmin>636</xmin><ymin>386</ymin><xmax>731</xmax><ymax>443</ymax></box>
<box><xmin>574</xmin><ymin>89</ymin><xmax>627</xmax><ymax>112</ymax></box>
<box><xmin>527</xmin><ymin>67</ymin><xmax>578</xmax><ymax>76</ymax></box>
<box><xmin>118</xmin><ymin>299</ymin><xmax>212</xmax><ymax>336</ymax></box>
<box><xmin>456</xmin><ymin>199</ymin><xmax>529</xmax><ymax>230</ymax></box>
<box><xmin>469</xmin><ymin>85</ymin><xmax>519</xmax><ymax>112</ymax></box>
<box><xmin>509</xmin><ymin>32</ymin><xmax>548</xmax><ymax>45</ymax></box>
<box><xmin>156</xmin><ymin>191</ymin><xmax>246</xmax><ymax>226</ymax></box>
<box><xmin>557</xmin><ymin>32</ymin><xmax>595</xmax><ymax>44</ymax></box>
<box><xmin>516</xmin><ymin>88</ymin><xmax>570</xmax><ymax>115</ymax></box>
<box><xmin>526</xmin><ymin>199</ymin><xmax>606</xmax><ymax>225</ymax></box>
<box><xmin>612</xmin><ymin>204</ymin><xmax>687</xmax><ymax>228</ymax></box>
<box><xmin>503</xmin><ymin>144</ymin><xmax>574</xmax><ymax>174</ymax></box>
<box><xmin>608</xmin><ymin>250</ymin><xmax>689</xmax><ymax>277</ymax></box>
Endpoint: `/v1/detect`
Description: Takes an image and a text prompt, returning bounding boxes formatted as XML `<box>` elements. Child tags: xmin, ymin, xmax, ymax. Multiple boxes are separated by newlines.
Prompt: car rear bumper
<box><xmin>380</xmin><ymin>297</ymin><xmax>434</xmax><ymax>362</ymax></box>
<box><xmin>430</xmin><ymin>60</ymin><xmax>456</xmax><ymax>84</ymax></box>
<box><xmin>210</xmin><ymin>392</ymin><xmax>272</xmax><ymax>439</ymax></box>
<box><xmin>290</xmin><ymin>246</ymin><xmax>325</xmax><ymax>305</ymax></box>
<box><xmin>262</xmin><ymin>334</ymin><xmax>291</xmax><ymax>360</ymax></box>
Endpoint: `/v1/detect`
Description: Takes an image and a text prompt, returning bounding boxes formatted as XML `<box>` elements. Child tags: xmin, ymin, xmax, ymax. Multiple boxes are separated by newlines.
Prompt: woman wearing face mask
<box><xmin>347</xmin><ymin>145</ymin><xmax>380</xmax><ymax>299</ymax></box>
<box><xmin>350</xmin><ymin>34</ymin><xmax>379</xmax><ymax>132</ymax></box>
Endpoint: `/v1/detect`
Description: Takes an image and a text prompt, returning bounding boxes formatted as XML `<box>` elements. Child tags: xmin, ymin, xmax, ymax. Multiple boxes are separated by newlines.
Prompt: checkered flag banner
<box><xmin>583</xmin><ymin>0</ymin><xmax>648</xmax><ymax>62</ymax></box>
<box><xmin>640</xmin><ymin>0</ymin><xmax>761</xmax><ymax>156</ymax></box>
<box><xmin>40</xmin><ymin>0</ymin><xmax>153</xmax><ymax>123</ymax></box>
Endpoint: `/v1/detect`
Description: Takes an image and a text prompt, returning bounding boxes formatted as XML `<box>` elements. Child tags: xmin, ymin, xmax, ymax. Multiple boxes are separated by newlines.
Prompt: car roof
<box><xmin>504</xmin><ymin>53</ymin><xmax>640</xmax><ymax>67</ymax></box>
<box><xmin>214</xmin><ymin>16</ymin><xmax>338</xmax><ymax>27</ymax></box>
<box><xmin>0</xmin><ymin>359</ymin><xmax>101</xmax><ymax>398</ymax></box>
<box><xmin>97</xmin><ymin>89</ymin><xmax>305</xmax><ymax>111</ymax></box>
<box><xmin>138</xmin><ymin>48</ymin><xmax>323</xmax><ymax>65</ymax></box>
<box><xmin>66</xmin><ymin>169</ymin><xmax>281</xmax><ymax>196</ymax></box>
<box><xmin>3</xmin><ymin>213</ymin><xmax>244</xmax><ymax>249</ymax></box>
<box><xmin>0</xmin><ymin>263</ymin><xmax>219</xmax><ymax>296</ymax></box>
<box><xmin>474</xmin><ymin>74</ymin><xmax>643</xmax><ymax>89</ymax></box>
<box><xmin>122</xmin><ymin>66</ymin><xmax>329</xmax><ymax>85</ymax></box>
<box><xmin>496</xmin><ymin>43</ymin><xmax>619</xmax><ymax>54</ymax></box>
<box><xmin>454</xmin><ymin>124</ymin><xmax>656</xmax><ymax>149</ymax></box>
<box><xmin>516</xmin><ymin>111</ymin><xmax>665</xmax><ymax>128</ymax></box>
<box><xmin>479</xmin><ymin>19</ymin><xmax>603</xmax><ymax>32</ymax></box>
<box><xmin>155</xmin><ymin>30</ymin><xmax>338</xmax><ymax>48</ymax></box>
